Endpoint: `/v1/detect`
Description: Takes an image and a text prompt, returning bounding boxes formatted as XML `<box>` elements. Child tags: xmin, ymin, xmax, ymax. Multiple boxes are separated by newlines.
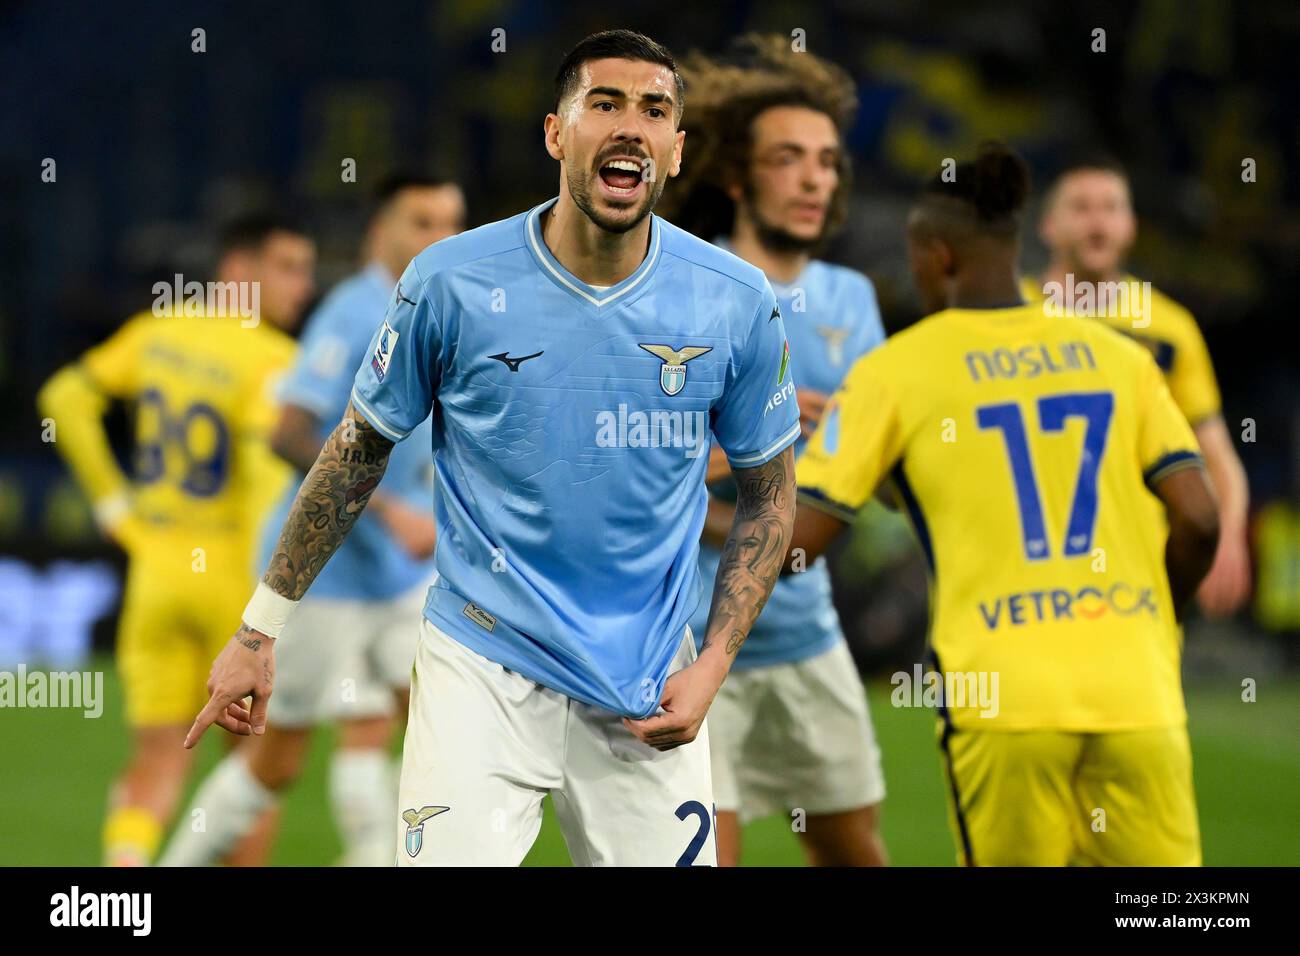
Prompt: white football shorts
<box><xmin>709</xmin><ymin>638</ymin><xmax>886</xmax><ymax>823</ymax></box>
<box><xmin>395</xmin><ymin>619</ymin><xmax>717</xmax><ymax>866</ymax></box>
<box><xmin>268</xmin><ymin>578</ymin><xmax>429</xmax><ymax>728</ymax></box>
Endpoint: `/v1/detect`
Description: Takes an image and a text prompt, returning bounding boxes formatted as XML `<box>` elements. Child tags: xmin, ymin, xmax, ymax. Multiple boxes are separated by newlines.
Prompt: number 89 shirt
<box><xmin>76</xmin><ymin>309</ymin><xmax>297</xmax><ymax>725</ymax></box>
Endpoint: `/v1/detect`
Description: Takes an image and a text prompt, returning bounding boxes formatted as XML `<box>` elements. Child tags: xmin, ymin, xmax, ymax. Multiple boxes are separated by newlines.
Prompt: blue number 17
<box><xmin>976</xmin><ymin>391</ymin><xmax>1114</xmax><ymax>560</ymax></box>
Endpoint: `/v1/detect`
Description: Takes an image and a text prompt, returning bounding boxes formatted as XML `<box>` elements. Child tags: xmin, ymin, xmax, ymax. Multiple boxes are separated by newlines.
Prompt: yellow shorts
<box><xmin>116</xmin><ymin>544</ymin><xmax>251</xmax><ymax>727</ymax></box>
<box><xmin>938</xmin><ymin>723</ymin><xmax>1201</xmax><ymax>866</ymax></box>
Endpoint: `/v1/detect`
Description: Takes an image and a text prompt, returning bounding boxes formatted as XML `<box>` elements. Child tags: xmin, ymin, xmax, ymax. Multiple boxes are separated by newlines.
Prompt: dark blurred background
<box><xmin>2</xmin><ymin>0</ymin><xmax>1298</xmax><ymax>675</ymax></box>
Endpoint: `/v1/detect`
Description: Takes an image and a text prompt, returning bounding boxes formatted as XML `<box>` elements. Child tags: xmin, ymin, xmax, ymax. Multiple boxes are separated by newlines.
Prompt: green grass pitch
<box><xmin>1</xmin><ymin>656</ymin><xmax>1296</xmax><ymax>866</ymax></box>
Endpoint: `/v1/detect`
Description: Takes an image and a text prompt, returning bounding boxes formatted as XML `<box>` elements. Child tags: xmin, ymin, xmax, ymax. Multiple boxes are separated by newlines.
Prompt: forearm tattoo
<box><xmin>262</xmin><ymin>401</ymin><xmax>394</xmax><ymax>600</ymax></box>
<box><xmin>702</xmin><ymin>446</ymin><xmax>796</xmax><ymax>659</ymax></box>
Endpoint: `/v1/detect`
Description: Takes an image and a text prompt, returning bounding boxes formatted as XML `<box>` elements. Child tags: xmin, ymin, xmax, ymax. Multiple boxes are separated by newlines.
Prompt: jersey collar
<box><xmin>525</xmin><ymin>197</ymin><xmax>662</xmax><ymax>308</ymax></box>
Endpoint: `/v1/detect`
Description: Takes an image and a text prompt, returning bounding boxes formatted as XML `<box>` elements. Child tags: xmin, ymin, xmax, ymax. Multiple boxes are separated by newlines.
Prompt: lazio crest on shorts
<box><xmin>401</xmin><ymin>805</ymin><xmax>449</xmax><ymax>857</ymax></box>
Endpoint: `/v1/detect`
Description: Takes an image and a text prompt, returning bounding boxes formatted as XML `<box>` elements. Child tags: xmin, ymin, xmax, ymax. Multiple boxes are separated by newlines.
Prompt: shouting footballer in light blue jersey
<box><xmin>188</xmin><ymin>30</ymin><xmax>798</xmax><ymax>867</ymax></box>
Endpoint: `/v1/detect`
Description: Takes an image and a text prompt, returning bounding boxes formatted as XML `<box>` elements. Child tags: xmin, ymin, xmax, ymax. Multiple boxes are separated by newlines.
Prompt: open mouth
<box><xmin>597</xmin><ymin>158</ymin><xmax>645</xmax><ymax>197</ymax></box>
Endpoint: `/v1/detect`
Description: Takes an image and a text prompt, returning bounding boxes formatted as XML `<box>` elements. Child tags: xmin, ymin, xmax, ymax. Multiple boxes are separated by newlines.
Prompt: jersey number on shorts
<box><xmin>135</xmin><ymin>388</ymin><xmax>231</xmax><ymax>497</ymax></box>
<box><xmin>977</xmin><ymin>391</ymin><xmax>1114</xmax><ymax>560</ymax></box>
<box><xmin>675</xmin><ymin>800</ymin><xmax>713</xmax><ymax>867</ymax></box>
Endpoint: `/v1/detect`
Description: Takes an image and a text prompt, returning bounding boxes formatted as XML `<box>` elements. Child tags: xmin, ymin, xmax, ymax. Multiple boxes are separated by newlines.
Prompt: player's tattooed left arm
<box><xmin>702</xmin><ymin>482</ymin><xmax>846</xmax><ymax>575</ymax></box>
<box><xmin>700</xmin><ymin>446</ymin><xmax>796</xmax><ymax>664</ymax></box>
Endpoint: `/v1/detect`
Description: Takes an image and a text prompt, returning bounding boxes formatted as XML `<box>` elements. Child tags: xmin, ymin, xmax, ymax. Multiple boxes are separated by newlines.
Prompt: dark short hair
<box><xmin>218</xmin><ymin>213</ymin><xmax>309</xmax><ymax>256</ymax></box>
<box><xmin>553</xmin><ymin>29</ymin><xmax>683</xmax><ymax>119</ymax></box>
<box><xmin>372</xmin><ymin>171</ymin><xmax>458</xmax><ymax>212</ymax></box>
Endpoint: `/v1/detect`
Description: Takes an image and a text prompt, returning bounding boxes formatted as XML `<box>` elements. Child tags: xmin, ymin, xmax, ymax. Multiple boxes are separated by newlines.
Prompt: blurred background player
<box><xmin>1023</xmin><ymin>159</ymin><xmax>1250</xmax><ymax>618</ymax></box>
<box><xmin>659</xmin><ymin>34</ymin><xmax>888</xmax><ymax>866</ymax></box>
<box><xmin>706</xmin><ymin>143</ymin><xmax>1221</xmax><ymax>865</ymax></box>
<box><xmin>160</xmin><ymin>174</ymin><xmax>464</xmax><ymax>867</ymax></box>
<box><xmin>36</xmin><ymin>215</ymin><xmax>316</xmax><ymax>865</ymax></box>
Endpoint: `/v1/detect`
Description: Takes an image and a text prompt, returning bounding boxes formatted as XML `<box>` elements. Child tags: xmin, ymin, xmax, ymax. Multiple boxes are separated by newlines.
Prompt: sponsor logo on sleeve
<box><xmin>764</xmin><ymin>379</ymin><xmax>796</xmax><ymax>417</ymax></box>
<box><xmin>370</xmin><ymin>320</ymin><xmax>399</xmax><ymax>382</ymax></box>
<box><xmin>777</xmin><ymin>340</ymin><xmax>790</xmax><ymax>384</ymax></box>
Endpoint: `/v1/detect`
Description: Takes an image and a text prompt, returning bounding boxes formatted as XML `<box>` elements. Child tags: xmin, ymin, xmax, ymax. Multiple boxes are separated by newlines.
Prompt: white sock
<box><xmin>330</xmin><ymin>749</ymin><xmax>396</xmax><ymax>866</ymax></box>
<box><xmin>157</xmin><ymin>754</ymin><xmax>277</xmax><ymax>867</ymax></box>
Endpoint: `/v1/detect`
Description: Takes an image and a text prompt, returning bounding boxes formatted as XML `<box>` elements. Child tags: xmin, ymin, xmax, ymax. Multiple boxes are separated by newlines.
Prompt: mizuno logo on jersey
<box><xmin>370</xmin><ymin>320</ymin><xmax>399</xmax><ymax>382</ymax></box>
<box><xmin>463</xmin><ymin>602</ymin><xmax>497</xmax><ymax>632</ymax></box>
<box><xmin>639</xmin><ymin>344</ymin><xmax>712</xmax><ymax>396</ymax></box>
<box><xmin>395</xmin><ymin>284</ymin><xmax>417</xmax><ymax>307</ymax></box>
<box><xmin>488</xmin><ymin>351</ymin><xmax>544</xmax><ymax>372</ymax></box>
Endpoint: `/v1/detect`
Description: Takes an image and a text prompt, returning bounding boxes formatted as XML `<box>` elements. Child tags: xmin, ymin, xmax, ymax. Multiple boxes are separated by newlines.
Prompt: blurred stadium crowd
<box><xmin>2</xmin><ymin>0</ymin><xmax>1297</xmax><ymax>674</ymax></box>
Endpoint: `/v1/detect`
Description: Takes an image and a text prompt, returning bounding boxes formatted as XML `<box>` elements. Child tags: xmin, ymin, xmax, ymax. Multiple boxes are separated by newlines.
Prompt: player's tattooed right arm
<box><xmin>261</xmin><ymin>400</ymin><xmax>395</xmax><ymax>600</ymax></box>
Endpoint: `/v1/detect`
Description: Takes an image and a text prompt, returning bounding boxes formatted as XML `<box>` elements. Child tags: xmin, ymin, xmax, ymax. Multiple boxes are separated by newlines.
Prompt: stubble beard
<box><xmin>567</xmin><ymin>164</ymin><xmax>666</xmax><ymax>235</ymax></box>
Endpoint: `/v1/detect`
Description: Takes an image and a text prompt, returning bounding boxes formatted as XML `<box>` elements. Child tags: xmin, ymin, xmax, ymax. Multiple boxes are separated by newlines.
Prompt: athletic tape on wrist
<box><xmin>241</xmin><ymin>582</ymin><xmax>299</xmax><ymax>639</ymax></box>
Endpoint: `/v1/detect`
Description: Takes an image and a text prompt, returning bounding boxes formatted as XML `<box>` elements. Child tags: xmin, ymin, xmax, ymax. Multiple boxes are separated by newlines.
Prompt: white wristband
<box><xmin>241</xmin><ymin>582</ymin><xmax>300</xmax><ymax>639</ymax></box>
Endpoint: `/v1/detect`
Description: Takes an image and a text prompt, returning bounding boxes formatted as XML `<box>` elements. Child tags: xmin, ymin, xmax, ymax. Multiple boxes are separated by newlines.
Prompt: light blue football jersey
<box><xmin>350</xmin><ymin>198</ymin><xmax>801</xmax><ymax>717</ymax></box>
<box><xmin>691</xmin><ymin>251</ymin><xmax>885</xmax><ymax>668</ymax></box>
<box><xmin>259</xmin><ymin>263</ymin><xmax>437</xmax><ymax>601</ymax></box>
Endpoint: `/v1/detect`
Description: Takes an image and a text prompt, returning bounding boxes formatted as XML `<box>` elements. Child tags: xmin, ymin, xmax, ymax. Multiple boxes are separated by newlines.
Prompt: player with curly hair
<box><xmin>661</xmin><ymin>34</ymin><xmax>889</xmax><ymax>867</ymax></box>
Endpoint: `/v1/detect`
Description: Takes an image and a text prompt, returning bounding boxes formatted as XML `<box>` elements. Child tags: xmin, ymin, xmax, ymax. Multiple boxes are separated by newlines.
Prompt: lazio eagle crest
<box><xmin>402</xmin><ymin>805</ymin><xmax>450</xmax><ymax>857</ymax></box>
<box><xmin>639</xmin><ymin>344</ymin><xmax>712</xmax><ymax>396</ymax></box>
<box><xmin>815</xmin><ymin>324</ymin><xmax>852</xmax><ymax>366</ymax></box>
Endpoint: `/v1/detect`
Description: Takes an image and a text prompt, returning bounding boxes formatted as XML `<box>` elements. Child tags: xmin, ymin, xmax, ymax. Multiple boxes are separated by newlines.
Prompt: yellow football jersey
<box><xmin>71</xmin><ymin>311</ymin><xmax>296</xmax><ymax>560</ymax></box>
<box><xmin>1020</xmin><ymin>275</ymin><xmax>1222</xmax><ymax>426</ymax></box>
<box><xmin>799</xmin><ymin>304</ymin><xmax>1203</xmax><ymax>731</ymax></box>
<box><xmin>38</xmin><ymin>310</ymin><xmax>297</xmax><ymax>727</ymax></box>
